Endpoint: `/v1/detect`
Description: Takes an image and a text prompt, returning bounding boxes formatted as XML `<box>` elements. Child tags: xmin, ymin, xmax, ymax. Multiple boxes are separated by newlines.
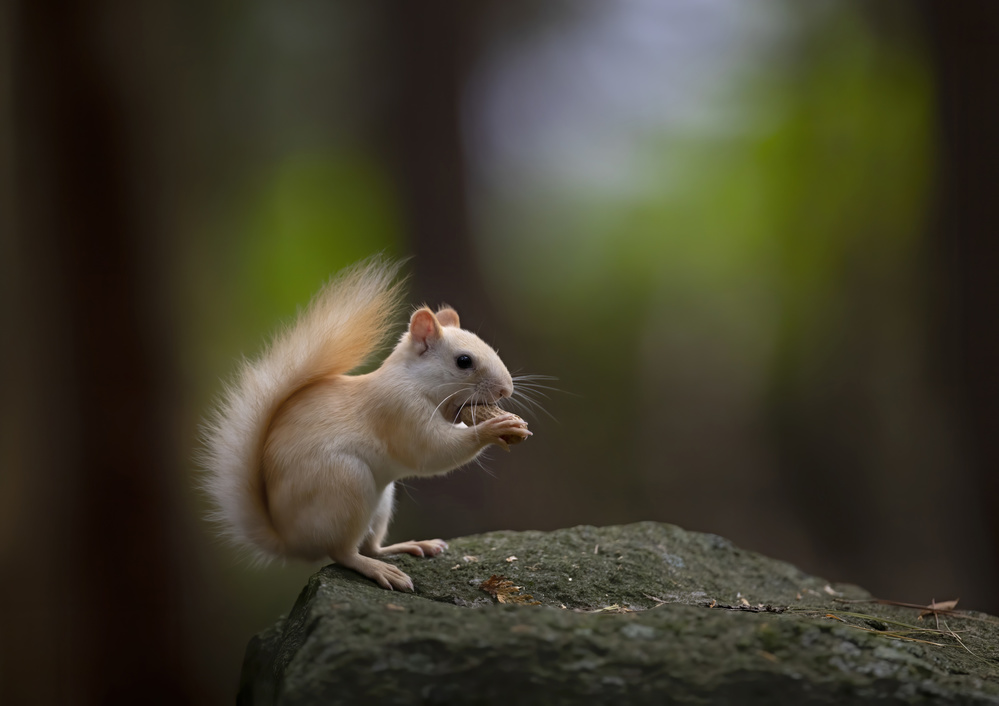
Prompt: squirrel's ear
<box><xmin>436</xmin><ymin>307</ymin><xmax>460</xmax><ymax>328</ymax></box>
<box><xmin>409</xmin><ymin>307</ymin><xmax>443</xmax><ymax>353</ymax></box>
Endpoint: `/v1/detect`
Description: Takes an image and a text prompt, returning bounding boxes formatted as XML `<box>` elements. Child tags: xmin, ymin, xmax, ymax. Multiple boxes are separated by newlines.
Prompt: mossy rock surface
<box><xmin>239</xmin><ymin>522</ymin><xmax>999</xmax><ymax>705</ymax></box>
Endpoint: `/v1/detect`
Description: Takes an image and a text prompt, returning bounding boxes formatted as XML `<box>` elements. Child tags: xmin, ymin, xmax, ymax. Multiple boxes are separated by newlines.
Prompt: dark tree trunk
<box><xmin>922</xmin><ymin>2</ymin><xmax>999</xmax><ymax>609</ymax></box>
<box><xmin>1</xmin><ymin>1</ymin><xmax>199</xmax><ymax>703</ymax></box>
<box><xmin>379</xmin><ymin>2</ymin><xmax>497</xmax><ymax>331</ymax></box>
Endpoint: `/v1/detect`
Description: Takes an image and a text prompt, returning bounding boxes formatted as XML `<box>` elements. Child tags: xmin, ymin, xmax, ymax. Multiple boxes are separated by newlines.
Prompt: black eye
<box><xmin>455</xmin><ymin>354</ymin><xmax>473</xmax><ymax>370</ymax></box>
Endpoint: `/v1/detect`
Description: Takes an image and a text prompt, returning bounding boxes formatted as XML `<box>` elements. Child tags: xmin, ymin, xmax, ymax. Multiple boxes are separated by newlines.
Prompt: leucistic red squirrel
<box><xmin>202</xmin><ymin>258</ymin><xmax>531</xmax><ymax>591</ymax></box>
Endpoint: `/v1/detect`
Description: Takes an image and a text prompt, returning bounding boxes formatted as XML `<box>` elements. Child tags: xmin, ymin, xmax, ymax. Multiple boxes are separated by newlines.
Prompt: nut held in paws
<box><xmin>458</xmin><ymin>404</ymin><xmax>528</xmax><ymax>445</ymax></box>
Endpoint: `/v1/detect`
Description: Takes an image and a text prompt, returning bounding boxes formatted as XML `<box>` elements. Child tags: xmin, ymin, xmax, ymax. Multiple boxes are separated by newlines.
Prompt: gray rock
<box><xmin>238</xmin><ymin>522</ymin><xmax>999</xmax><ymax>705</ymax></box>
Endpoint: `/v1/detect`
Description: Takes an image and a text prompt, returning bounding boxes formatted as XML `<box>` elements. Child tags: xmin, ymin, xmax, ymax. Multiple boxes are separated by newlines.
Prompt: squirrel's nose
<box><xmin>499</xmin><ymin>385</ymin><xmax>512</xmax><ymax>399</ymax></box>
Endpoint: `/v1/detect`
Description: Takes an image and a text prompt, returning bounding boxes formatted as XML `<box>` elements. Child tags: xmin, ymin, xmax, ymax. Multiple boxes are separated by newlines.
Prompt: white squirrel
<box><xmin>202</xmin><ymin>258</ymin><xmax>531</xmax><ymax>591</ymax></box>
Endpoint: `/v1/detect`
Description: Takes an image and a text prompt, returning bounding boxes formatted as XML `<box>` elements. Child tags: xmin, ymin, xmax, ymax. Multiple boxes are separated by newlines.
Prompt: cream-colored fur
<box><xmin>201</xmin><ymin>258</ymin><xmax>530</xmax><ymax>590</ymax></box>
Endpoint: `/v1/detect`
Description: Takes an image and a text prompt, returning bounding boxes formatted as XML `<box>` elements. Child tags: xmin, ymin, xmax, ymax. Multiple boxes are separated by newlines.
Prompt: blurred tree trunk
<box><xmin>766</xmin><ymin>2</ymin><xmax>999</xmax><ymax>613</ymax></box>
<box><xmin>379</xmin><ymin>2</ymin><xmax>497</xmax><ymax>331</ymax></box>
<box><xmin>375</xmin><ymin>2</ymin><xmax>513</xmax><ymax>538</ymax></box>
<box><xmin>922</xmin><ymin>2</ymin><xmax>999</xmax><ymax>606</ymax></box>
<box><xmin>1</xmin><ymin>1</ymin><xmax>200</xmax><ymax>703</ymax></box>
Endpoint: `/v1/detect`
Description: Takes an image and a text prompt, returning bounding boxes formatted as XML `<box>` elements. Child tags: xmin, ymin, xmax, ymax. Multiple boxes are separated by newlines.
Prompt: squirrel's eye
<box><xmin>455</xmin><ymin>354</ymin><xmax>473</xmax><ymax>370</ymax></box>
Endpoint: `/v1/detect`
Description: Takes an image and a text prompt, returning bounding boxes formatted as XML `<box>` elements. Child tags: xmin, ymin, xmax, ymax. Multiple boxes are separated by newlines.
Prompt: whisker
<box><xmin>507</xmin><ymin>391</ymin><xmax>541</xmax><ymax>410</ymax></box>
<box><xmin>514</xmin><ymin>382</ymin><xmax>567</xmax><ymax>396</ymax></box>
<box><xmin>512</xmin><ymin>375</ymin><xmax>570</xmax><ymax>398</ymax></box>
<box><xmin>510</xmin><ymin>393</ymin><xmax>558</xmax><ymax>422</ymax></box>
<box><xmin>455</xmin><ymin>390</ymin><xmax>477</xmax><ymax>426</ymax></box>
<box><xmin>394</xmin><ymin>480</ymin><xmax>418</xmax><ymax>503</ymax></box>
<box><xmin>429</xmin><ymin>388</ymin><xmax>468</xmax><ymax>429</ymax></box>
<box><xmin>512</xmin><ymin>384</ymin><xmax>548</xmax><ymax>402</ymax></box>
<box><xmin>506</xmin><ymin>374</ymin><xmax>563</xmax><ymax>421</ymax></box>
<box><xmin>513</xmin><ymin>388</ymin><xmax>553</xmax><ymax>405</ymax></box>
<box><xmin>477</xmin><ymin>457</ymin><xmax>497</xmax><ymax>477</ymax></box>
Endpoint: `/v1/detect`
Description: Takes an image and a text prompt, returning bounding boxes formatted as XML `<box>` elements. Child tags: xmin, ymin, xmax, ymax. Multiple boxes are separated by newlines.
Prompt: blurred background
<box><xmin>2</xmin><ymin>0</ymin><xmax>998</xmax><ymax>703</ymax></box>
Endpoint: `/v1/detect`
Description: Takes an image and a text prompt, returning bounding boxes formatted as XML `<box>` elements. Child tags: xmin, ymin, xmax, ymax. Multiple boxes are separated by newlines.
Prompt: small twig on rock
<box><xmin>832</xmin><ymin>597</ymin><xmax>998</xmax><ymax>625</ymax></box>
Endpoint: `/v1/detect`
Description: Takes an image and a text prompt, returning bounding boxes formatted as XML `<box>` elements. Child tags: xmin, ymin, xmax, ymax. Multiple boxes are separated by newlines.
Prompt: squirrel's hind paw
<box><xmin>333</xmin><ymin>552</ymin><xmax>415</xmax><ymax>592</ymax></box>
<box><xmin>380</xmin><ymin>539</ymin><xmax>448</xmax><ymax>558</ymax></box>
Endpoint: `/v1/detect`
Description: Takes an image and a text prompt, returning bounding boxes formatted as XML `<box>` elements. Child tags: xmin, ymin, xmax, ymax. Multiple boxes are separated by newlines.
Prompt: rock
<box><xmin>238</xmin><ymin>522</ymin><xmax>999</xmax><ymax>705</ymax></box>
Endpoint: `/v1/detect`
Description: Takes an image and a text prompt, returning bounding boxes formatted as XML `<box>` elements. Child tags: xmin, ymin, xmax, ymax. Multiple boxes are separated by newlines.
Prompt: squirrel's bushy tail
<box><xmin>200</xmin><ymin>257</ymin><xmax>405</xmax><ymax>561</ymax></box>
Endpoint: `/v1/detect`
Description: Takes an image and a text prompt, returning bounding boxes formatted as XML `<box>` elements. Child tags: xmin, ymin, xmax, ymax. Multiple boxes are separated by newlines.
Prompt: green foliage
<box><xmin>237</xmin><ymin>150</ymin><xmax>403</xmax><ymax>329</ymax></box>
<box><xmin>481</xmin><ymin>2</ymin><xmax>931</xmax><ymax>379</ymax></box>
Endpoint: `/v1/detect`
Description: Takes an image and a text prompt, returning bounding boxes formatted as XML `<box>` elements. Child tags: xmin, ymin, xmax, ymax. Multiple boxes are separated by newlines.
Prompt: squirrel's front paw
<box><xmin>479</xmin><ymin>413</ymin><xmax>532</xmax><ymax>451</ymax></box>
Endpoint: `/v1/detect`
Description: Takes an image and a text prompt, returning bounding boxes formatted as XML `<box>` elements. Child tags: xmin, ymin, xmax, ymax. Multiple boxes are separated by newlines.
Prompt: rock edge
<box><xmin>239</xmin><ymin>522</ymin><xmax>999</xmax><ymax>705</ymax></box>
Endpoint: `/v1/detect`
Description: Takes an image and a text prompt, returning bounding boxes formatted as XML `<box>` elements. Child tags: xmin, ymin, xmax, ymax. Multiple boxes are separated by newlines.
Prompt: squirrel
<box><xmin>201</xmin><ymin>258</ymin><xmax>531</xmax><ymax>591</ymax></box>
